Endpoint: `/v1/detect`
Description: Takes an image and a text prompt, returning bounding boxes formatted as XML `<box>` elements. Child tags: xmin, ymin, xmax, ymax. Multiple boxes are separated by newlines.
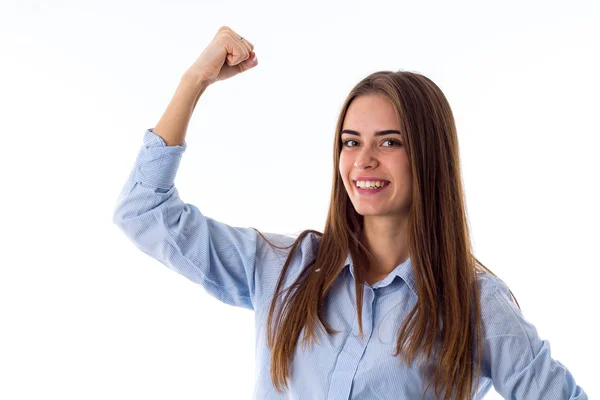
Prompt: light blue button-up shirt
<box><xmin>112</xmin><ymin>128</ymin><xmax>588</xmax><ymax>399</ymax></box>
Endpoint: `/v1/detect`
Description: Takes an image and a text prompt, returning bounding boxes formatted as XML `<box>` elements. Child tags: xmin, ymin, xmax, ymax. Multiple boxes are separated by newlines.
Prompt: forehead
<box><xmin>342</xmin><ymin>94</ymin><xmax>400</xmax><ymax>129</ymax></box>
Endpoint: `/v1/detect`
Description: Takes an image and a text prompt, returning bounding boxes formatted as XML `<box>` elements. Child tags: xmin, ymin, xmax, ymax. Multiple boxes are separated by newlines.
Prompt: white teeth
<box><xmin>355</xmin><ymin>180</ymin><xmax>388</xmax><ymax>188</ymax></box>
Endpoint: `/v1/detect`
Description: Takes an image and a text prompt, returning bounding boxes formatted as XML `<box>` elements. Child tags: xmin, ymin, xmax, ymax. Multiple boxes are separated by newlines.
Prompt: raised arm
<box><xmin>112</xmin><ymin>133</ymin><xmax>305</xmax><ymax>310</ymax></box>
<box><xmin>112</xmin><ymin>28</ymin><xmax>316</xmax><ymax>310</ymax></box>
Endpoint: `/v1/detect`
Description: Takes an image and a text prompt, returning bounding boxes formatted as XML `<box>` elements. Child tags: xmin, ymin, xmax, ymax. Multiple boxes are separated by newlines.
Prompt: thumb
<box><xmin>240</xmin><ymin>52</ymin><xmax>258</xmax><ymax>70</ymax></box>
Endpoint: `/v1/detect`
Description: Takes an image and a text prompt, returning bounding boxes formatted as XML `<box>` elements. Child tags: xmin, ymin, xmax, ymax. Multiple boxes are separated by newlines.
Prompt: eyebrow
<box><xmin>340</xmin><ymin>129</ymin><xmax>402</xmax><ymax>137</ymax></box>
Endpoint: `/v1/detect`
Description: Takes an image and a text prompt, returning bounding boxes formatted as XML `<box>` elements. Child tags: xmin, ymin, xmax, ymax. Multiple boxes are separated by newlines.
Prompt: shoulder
<box><xmin>256</xmin><ymin>229</ymin><xmax>320</xmax><ymax>259</ymax></box>
<box><xmin>476</xmin><ymin>271</ymin><xmax>513</xmax><ymax>300</ymax></box>
<box><xmin>253</xmin><ymin>230</ymin><xmax>321</xmax><ymax>309</ymax></box>
<box><xmin>475</xmin><ymin>272</ymin><xmax>531</xmax><ymax>339</ymax></box>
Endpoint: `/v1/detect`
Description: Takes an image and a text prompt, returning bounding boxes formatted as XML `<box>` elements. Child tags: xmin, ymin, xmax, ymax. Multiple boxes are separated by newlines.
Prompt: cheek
<box><xmin>338</xmin><ymin>156</ymin><xmax>351</xmax><ymax>177</ymax></box>
<box><xmin>338</xmin><ymin>165</ymin><xmax>351</xmax><ymax>190</ymax></box>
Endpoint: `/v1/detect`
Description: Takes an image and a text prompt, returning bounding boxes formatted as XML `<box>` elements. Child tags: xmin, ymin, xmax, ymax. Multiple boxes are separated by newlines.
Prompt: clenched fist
<box><xmin>184</xmin><ymin>26</ymin><xmax>257</xmax><ymax>86</ymax></box>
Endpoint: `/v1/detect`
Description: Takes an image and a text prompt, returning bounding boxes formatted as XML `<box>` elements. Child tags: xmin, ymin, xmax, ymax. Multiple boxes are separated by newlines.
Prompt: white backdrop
<box><xmin>1</xmin><ymin>0</ymin><xmax>598</xmax><ymax>398</ymax></box>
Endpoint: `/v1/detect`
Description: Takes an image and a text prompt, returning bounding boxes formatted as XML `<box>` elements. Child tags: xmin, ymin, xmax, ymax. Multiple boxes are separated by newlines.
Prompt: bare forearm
<box><xmin>153</xmin><ymin>75</ymin><xmax>210</xmax><ymax>147</ymax></box>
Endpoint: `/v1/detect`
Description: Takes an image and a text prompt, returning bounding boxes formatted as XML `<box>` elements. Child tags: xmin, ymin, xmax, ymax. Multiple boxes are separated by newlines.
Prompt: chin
<box><xmin>353</xmin><ymin>207</ymin><xmax>385</xmax><ymax>216</ymax></box>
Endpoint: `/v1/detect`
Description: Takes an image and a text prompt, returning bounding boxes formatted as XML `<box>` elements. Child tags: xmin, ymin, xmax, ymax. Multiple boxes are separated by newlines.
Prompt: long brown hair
<box><xmin>250</xmin><ymin>70</ymin><xmax>520</xmax><ymax>399</ymax></box>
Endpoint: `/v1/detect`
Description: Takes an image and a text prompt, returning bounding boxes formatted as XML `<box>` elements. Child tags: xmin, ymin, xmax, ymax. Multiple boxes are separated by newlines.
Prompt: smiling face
<box><xmin>339</xmin><ymin>93</ymin><xmax>413</xmax><ymax>218</ymax></box>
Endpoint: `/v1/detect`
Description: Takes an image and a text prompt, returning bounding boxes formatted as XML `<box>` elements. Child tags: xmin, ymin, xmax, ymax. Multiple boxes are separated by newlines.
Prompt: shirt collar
<box><xmin>344</xmin><ymin>252</ymin><xmax>418</xmax><ymax>297</ymax></box>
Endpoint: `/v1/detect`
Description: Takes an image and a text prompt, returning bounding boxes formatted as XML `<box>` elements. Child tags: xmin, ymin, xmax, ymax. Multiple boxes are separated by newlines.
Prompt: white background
<box><xmin>1</xmin><ymin>0</ymin><xmax>598</xmax><ymax>398</ymax></box>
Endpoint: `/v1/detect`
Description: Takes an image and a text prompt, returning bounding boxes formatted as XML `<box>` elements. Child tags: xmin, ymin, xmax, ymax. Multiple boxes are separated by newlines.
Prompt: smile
<box><xmin>354</xmin><ymin>181</ymin><xmax>390</xmax><ymax>195</ymax></box>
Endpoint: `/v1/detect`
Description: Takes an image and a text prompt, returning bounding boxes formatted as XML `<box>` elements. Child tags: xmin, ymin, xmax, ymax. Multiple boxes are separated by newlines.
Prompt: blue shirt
<box><xmin>112</xmin><ymin>128</ymin><xmax>588</xmax><ymax>399</ymax></box>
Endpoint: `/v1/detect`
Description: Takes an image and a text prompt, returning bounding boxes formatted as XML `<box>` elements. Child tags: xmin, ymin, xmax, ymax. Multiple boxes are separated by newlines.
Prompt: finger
<box><xmin>228</xmin><ymin>29</ymin><xmax>253</xmax><ymax>60</ymax></box>
<box><xmin>227</xmin><ymin>27</ymin><xmax>254</xmax><ymax>52</ymax></box>
<box><xmin>232</xmin><ymin>31</ymin><xmax>253</xmax><ymax>59</ymax></box>
<box><xmin>225</xmin><ymin>31</ymin><xmax>250</xmax><ymax>66</ymax></box>
<box><xmin>240</xmin><ymin>37</ymin><xmax>254</xmax><ymax>53</ymax></box>
<box><xmin>237</xmin><ymin>51</ymin><xmax>258</xmax><ymax>72</ymax></box>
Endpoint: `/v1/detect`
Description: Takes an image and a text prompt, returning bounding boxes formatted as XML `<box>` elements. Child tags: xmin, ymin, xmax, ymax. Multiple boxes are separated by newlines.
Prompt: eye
<box><xmin>341</xmin><ymin>139</ymin><xmax>402</xmax><ymax>147</ymax></box>
<box><xmin>342</xmin><ymin>139</ymin><xmax>359</xmax><ymax>147</ymax></box>
<box><xmin>382</xmin><ymin>139</ymin><xmax>401</xmax><ymax>147</ymax></box>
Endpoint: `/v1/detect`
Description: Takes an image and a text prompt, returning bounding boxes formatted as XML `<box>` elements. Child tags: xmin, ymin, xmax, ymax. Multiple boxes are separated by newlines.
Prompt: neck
<box><xmin>361</xmin><ymin>214</ymin><xmax>409</xmax><ymax>278</ymax></box>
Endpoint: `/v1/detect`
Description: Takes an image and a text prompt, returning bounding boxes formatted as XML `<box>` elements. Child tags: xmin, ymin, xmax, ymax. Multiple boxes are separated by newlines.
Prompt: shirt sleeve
<box><xmin>112</xmin><ymin>128</ymin><xmax>316</xmax><ymax>311</ymax></box>
<box><xmin>479</xmin><ymin>277</ymin><xmax>588</xmax><ymax>399</ymax></box>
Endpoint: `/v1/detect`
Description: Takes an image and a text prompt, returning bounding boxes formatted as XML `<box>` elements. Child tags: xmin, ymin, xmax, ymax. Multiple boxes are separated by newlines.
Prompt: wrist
<box><xmin>180</xmin><ymin>72</ymin><xmax>211</xmax><ymax>92</ymax></box>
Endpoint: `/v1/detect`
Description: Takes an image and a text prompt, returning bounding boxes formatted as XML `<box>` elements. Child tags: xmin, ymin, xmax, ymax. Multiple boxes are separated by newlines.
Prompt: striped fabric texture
<box><xmin>112</xmin><ymin>128</ymin><xmax>588</xmax><ymax>399</ymax></box>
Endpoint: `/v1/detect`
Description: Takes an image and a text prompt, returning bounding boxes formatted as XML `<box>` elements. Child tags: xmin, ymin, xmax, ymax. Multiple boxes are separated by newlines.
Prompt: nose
<box><xmin>353</xmin><ymin>146</ymin><xmax>379</xmax><ymax>169</ymax></box>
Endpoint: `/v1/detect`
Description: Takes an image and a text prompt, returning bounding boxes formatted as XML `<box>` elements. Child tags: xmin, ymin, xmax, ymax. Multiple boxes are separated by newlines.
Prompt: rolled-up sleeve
<box><xmin>480</xmin><ymin>278</ymin><xmax>587</xmax><ymax>399</ymax></box>
<box><xmin>112</xmin><ymin>128</ymin><xmax>309</xmax><ymax>311</ymax></box>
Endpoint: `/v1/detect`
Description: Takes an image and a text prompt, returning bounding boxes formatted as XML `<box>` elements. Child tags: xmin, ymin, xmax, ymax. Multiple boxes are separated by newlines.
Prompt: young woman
<box><xmin>113</xmin><ymin>26</ymin><xmax>588</xmax><ymax>400</ymax></box>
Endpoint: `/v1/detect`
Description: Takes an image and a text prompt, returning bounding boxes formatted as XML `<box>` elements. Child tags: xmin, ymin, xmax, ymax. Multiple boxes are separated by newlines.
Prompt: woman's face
<box><xmin>339</xmin><ymin>94</ymin><xmax>413</xmax><ymax>217</ymax></box>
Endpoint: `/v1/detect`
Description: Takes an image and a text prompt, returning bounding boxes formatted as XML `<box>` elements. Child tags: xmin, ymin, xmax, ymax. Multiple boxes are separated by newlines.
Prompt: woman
<box><xmin>112</xmin><ymin>26</ymin><xmax>587</xmax><ymax>399</ymax></box>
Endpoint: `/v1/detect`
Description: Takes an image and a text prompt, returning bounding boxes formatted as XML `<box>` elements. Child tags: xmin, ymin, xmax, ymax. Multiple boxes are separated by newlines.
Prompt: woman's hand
<box><xmin>183</xmin><ymin>26</ymin><xmax>257</xmax><ymax>86</ymax></box>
